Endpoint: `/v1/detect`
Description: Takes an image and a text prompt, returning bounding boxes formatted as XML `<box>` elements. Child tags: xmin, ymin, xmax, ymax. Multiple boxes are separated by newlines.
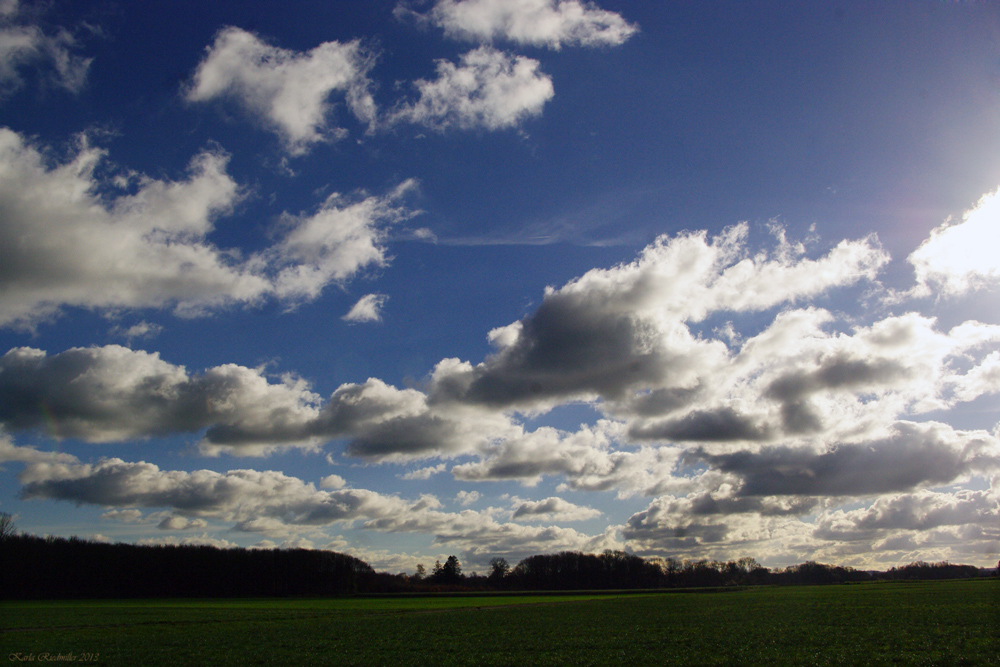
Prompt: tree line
<box><xmin>0</xmin><ymin>532</ymin><xmax>375</xmax><ymax>598</ymax></box>
<box><xmin>400</xmin><ymin>552</ymin><xmax>991</xmax><ymax>592</ymax></box>
<box><xmin>0</xmin><ymin>517</ymin><xmax>994</xmax><ymax>599</ymax></box>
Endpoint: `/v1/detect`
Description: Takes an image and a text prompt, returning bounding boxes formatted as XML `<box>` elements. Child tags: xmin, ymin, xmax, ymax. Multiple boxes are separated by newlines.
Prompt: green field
<box><xmin>2</xmin><ymin>580</ymin><xmax>998</xmax><ymax>666</ymax></box>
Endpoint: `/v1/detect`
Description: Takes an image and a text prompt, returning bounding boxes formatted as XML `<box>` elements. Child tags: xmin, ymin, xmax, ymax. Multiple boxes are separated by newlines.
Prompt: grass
<box><xmin>2</xmin><ymin>580</ymin><xmax>997</xmax><ymax>666</ymax></box>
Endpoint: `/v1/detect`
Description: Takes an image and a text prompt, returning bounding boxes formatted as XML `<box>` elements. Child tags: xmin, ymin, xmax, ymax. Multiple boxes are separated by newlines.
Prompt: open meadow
<box><xmin>2</xmin><ymin>580</ymin><xmax>998</xmax><ymax>666</ymax></box>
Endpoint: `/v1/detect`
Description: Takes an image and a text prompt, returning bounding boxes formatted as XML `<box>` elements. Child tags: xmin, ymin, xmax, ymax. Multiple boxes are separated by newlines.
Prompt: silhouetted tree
<box><xmin>0</xmin><ymin>534</ymin><xmax>375</xmax><ymax>599</ymax></box>
<box><xmin>489</xmin><ymin>557</ymin><xmax>510</xmax><ymax>586</ymax></box>
<box><xmin>0</xmin><ymin>512</ymin><xmax>15</xmax><ymax>540</ymax></box>
<box><xmin>441</xmin><ymin>555</ymin><xmax>462</xmax><ymax>583</ymax></box>
<box><xmin>886</xmin><ymin>561</ymin><xmax>980</xmax><ymax>581</ymax></box>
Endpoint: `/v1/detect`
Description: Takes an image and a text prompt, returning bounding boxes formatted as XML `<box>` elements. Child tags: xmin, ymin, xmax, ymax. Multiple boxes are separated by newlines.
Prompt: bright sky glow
<box><xmin>0</xmin><ymin>0</ymin><xmax>998</xmax><ymax>573</ymax></box>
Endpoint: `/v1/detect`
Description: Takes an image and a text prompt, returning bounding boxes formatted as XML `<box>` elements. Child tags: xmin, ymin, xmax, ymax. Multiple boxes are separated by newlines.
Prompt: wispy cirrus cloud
<box><xmin>0</xmin><ymin>0</ymin><xmax>91</xmax><ymax>97</ymax></box>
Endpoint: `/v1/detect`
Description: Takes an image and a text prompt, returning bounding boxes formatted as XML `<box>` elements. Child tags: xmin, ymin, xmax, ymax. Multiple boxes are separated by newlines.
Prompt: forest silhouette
<box><xmin>1</xmin><ymin>516</ymin><xmax>993</xmax><ymax>599</ymax></box>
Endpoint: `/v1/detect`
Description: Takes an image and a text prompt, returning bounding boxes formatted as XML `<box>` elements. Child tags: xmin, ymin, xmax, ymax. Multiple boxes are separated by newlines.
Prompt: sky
<box><xmin>0</xmin><ymin>0</ymin><xmax>999</xmax><ymax>574</ymax></box>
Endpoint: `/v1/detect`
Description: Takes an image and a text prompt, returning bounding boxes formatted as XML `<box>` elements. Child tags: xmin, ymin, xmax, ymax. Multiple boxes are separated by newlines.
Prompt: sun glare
<box><xmin>910</xmin><ymin>188</ymin><xmax>1000</xmax><ymax>294</ymax></box>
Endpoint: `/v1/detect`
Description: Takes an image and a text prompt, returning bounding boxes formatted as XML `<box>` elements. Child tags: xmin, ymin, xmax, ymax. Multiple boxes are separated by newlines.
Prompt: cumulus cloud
<box><xmin>456</xmin><ymin>490</ymin><xmax>481</xmax><ymax>506</ymax></box>
<box><xmin>4</xmin><ymin>220</ymin><xmax>999</xmax><ymax>472</ymax></box>
<box><xmin>109</xmin><ymin>321</ymin><xmax>164</xmax><ymax>343</ymax></box>
<box><xmin>626</xmin><ymin>309</ymin><xmax>1000</xmax><ymax>449</ymax></box>
<box><xmin>157</xmin><ymin>515</ymin><xmax>209</xmax><ymax>531</ymax></box>
<box><xmin>908</xmin><ymin>188</ymin><xmax>1000</xmax><ymax>297</ymax></box>
<box><xmin>186</xmin><ymin>27</ymin><xmax>376</xmax><ymax>154</ymax></box>
<box><xmin>12</xmin><ymin>442</ymin><xmax>617</xmax><ymax>559</ymax></box>
<box><xmin>11</xmin><ymin>223</ymin><xmax>992</xmax><ymax>468</ymax></box>
<box><xmin>620</xmin><ymin>495</ymin><xmax>824</xmax><ymax>562</ymax></box>
<box><xmin>313</xmin><ymin>378</ymin><xmax>519</xmax><ymax>461</ymax></box>
<box><xmin>387</xmin><ymin>46</ymin><xmax>553</xmax><ymax>131</ymax></box>
<box><xmin>0</xmin><ymin>130</ymin><xmax>260</xmax><ymax>327</ymax></box>
<box><xmin>408</xmin><ymin>0</ymin><xmax>638</xmax><ymax>49</ymax></box>
<box><xmin>615</xmin><ymin>420</ymin><xmax>1000</xmax><ymax>564</ymax></box>
<box><xmin>402</xmin><ymin>464</ymin><xmax>446</xmax><ymax>480</ymax></box>
<box><xmin>450</xmin><ymin>420</ymin><xmax>667</xmax><ymax>491</ymax></box>
<box><xmin>691</xmin><ymin>421</ymin><xmax>1000</xmax><ymax>498</ymax></box>
<box><xmin>0</xmin><ymin>345</ymin><xmax>522</xmax><ymax>460</ymax></box>
<box><xmin>359</xmin><ymin>498</ymin><xmax>618</xmax><ymax>559</ymax></box>
<box><xmin>343</xmin><ymin>294</ymin><xmax>388</xmax><ymax>323</ymax></box>
<box><xmin>6</xmin><ymin>202</ymin><xmax>1000</xmax><ymax>566</ymax></box>
<box><xmin>270</xmin><ymin>181</ymin><xmax>418</xmax><ymax>301</ymax></box>
<box><xmin>815</xmin><ymin>487</ymin><xmax>1000</xmax><ymax>539</ymax></box>
<box><xmin>511</xmin><ymin>496</ymin><xmax>600</xmax><ymax>521</ymax></box>
<box><xmin>428</xmin><ymin>225</ymin><xmax>888</xmax><ymax>413</ymax></box>
<box><xmin>319</xmin><ymin>474</ymin><xmax>346</xmax><ymax>489</ymax></box>
<box><xmin>18</xmin><ymin>455</ymin><xmax>412</xmax><ymax>529</ymax></box>
<box><xmin>0</xmin><ymin>345</ymin><xmax>323</xmax><ymax>449</ymax></box>
<box><xmin>101</xmin><ymin>508</ymin><xmax>143</xmax><ymax>523</ymax></box>
<box><xmin>0</xmin><ymin>128</ymin><xmax>416</xmax><ymax>327</ymax></box>
<box><xmin>0</xmin><ymin>431</ymin><xmax>78</xmax><ymax>466</ymax></box>
<box><xmin>621</xmin><ymin>478</ymin><xmax>1000</xmax><ymax>568</ymax></box>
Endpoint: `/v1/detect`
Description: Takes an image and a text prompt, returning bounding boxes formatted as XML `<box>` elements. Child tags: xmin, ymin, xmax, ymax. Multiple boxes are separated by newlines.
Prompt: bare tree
<box><xmin>0</xmin><ymin>512</ymin><xmax>15</xmax><ymax>540</ymax></box>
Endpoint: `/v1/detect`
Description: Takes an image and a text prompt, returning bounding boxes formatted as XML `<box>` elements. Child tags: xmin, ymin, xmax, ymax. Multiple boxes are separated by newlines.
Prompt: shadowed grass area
<box><xmin>2</xmin><ymin>580</ymin><xmax>997</xmax><ymax>666</ymax></box>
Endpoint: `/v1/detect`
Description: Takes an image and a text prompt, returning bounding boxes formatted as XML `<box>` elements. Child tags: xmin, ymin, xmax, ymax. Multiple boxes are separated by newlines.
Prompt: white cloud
<box><xmin>186</xmin><ymin>27</ymin><xmax>376</xmax><ymax>155</ymax></box>
<box><xmin>619</xmin><ymin>479</ymin><xmax>1000</xmax><ymax>568</ymax></box>
<box><xmin>343</xmin><ymin>294</ymin><xmax>387</xmax><ymax>323</ymax></box>
<box><xmin>0</xmin><ymin>431</ymin><xmax>78</xmax><ymax>466</ymax></box>
<box><xmin>0</xmin><ymin>130</ymin><xmax>261</xmax><ymax>326</ymax></box>
<box><xmin>0</xmin><ymin>128</ymin><xmax>416</xmax><ymax>327</ymax></box>
<box><xmin>815</xmin><ymin>487</ymin><xmax>1000</xmax><ymax>537</ymax></box>
<box><xmin>428</xmin><ymin>224</ymin><xmax>888</xmax><ymax>412</ymax></box>
<box><xmin>413</xmin><ymin>0</ymin><xmax>638</xmax><ymax>49</ymax></box>
<box><xmin>0</xmin><ymin>345</ymin><xmax>323</xmax><ymax>449</ymax></box>
<box><xmin>157</xmin><ymin>515</ymin><xmax>209</xmax><ymax>531</ymax></box>
<box><xmin>402</xmin><ymin>463</ymin><xmax>447</xmax><ymax>480</ymax></box>
<box><xmin>320</xmin><ymin>474</ymin><xmax>346</xmax><ymax>489</ymax></box>
<box><xmin>271</xmin><ymin>181</ymin><xmax>418</xmax><ymax>301</ymax></box>
<box><xmin>6</xmin><ymin>213</ymin><xmax>1000</xmax><ymax>566</ymax></box>
<box><xmin>13</xmin><ymin>442</ymin><xmax>619</xmax><ymax>560</ymax></box>
<box><xmin>314</xmin><ymin>377</ymin><xmax>521</xmax><ymax>462</ymax></box>
<box><xmin>451</xmin><ymin>420</ymin><xmax>649</xmax><ymax>489</ymax></box>
<box><xmin>109</xmin><ymin>321</ymin><xmax>163</xmax><ymax>343</ymax></box>
<box><xmin>691</xmin><ymin>421</ymin><xmax>1000</xmax><ymax>498</ymax></box>
<box><xmin>456</xmin><ymin>490</ymin><xmax>481</xmax><ymax>505</ymax></box>
<box><xmin>908</xmin><ymin>187</ymin><xmax>1000</xmax><ymax>297</ymax></box>
<box><xmin>511</xmin><ymin>496</ymin><xmax>600</xmax><ymax>521</ymax></box>
<box><xmin>100</xmin><ymin>508</ymin><xmax>143</xmax><ymax>523</ymax></box>
<box><xmin>387</xmin><ymin>46</ymin><xmax>553</xmax><ymax>131</ymax></box>
<box><xmin>17</xmin><ymin>455</ymin><xmax>412</xmax><ymax>528</ymax></box>
<box><xmin>0</xmin><ymin>4</ymin><xmax>91</xmax><ymax>97</ymax></box>
<box><xmin>0</xmin><ymin>345</ymin><xmax>523</xmax><ymax>461</ymax></box>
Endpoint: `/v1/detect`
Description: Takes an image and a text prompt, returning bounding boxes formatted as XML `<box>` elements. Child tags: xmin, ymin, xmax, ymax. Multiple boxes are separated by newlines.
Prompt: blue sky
<box><xmin>1</xmin><ymin>0</ymin><xmax>999</xmax><ymax>573</ymax></box>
